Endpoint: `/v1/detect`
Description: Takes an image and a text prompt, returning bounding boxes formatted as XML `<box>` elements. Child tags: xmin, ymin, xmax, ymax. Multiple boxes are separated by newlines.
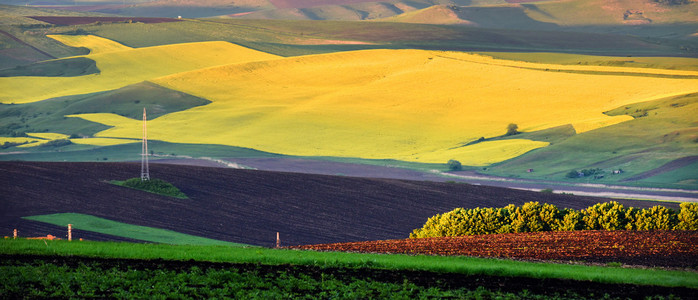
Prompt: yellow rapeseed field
<box><xmin>0</xmin><ymin>38</ymin><xmax>280</xmax><ymax>104</ymax></box>
<box><xmin>0</xmin><ymin>137</ymin><xmax>43</xmax><ymax>145</ymax></box>
<box><xmin>47</xmin><ymin>35</ymin><xmax>132</xmax><ymax>54</ymax></box>
<box><xmin>66</xmin><ymin>49</ymin><xmax>698</xmax><ymax>164</ymax></box>
<box><xmin>70</xmin><ymin>138</ymin><xmax>139</xmax><ymax>146</ymax></box>
<box><xmin>26</xmin><ymin>132</ymin><xmax>70</xmax><ymax>140</ymax></box>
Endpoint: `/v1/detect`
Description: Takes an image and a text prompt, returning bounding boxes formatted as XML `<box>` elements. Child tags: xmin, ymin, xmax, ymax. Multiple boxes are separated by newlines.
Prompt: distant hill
<box><xmin>378</xmin><ymin>0</ymin><xmax>698</xmax><ymax>38</ymax></box>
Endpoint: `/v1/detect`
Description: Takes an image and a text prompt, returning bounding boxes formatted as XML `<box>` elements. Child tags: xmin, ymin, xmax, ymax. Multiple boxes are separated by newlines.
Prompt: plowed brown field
<box><xmin>289</xmin><ymin>230</ymin><xmax>698</xmax><ymax>269</ymax></box>
<box><xmin>0</xmin><ymin>161</ymin><xmax>679</xmax><ymax>247</ymax></box>
<box><xmin>28</xmin><ymin>16</ymin><xmax>182</xmax><ymax>25</ymax></box>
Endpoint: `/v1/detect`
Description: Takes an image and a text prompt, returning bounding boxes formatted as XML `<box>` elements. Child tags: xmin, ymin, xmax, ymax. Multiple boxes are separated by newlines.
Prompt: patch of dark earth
<box><xmin>2</xmin><ymin>161</ymin><xmax>681</xmax><ymax>247</ymax></box>
<box><xmin>2</xmin><ymin>254</ymin><xmax>694</xmax><ymax>299</ymax></box>
<box><xmin>623</xmin><ymin>156</ymin><xmax>698</xmax><ymax>181</ymax></box>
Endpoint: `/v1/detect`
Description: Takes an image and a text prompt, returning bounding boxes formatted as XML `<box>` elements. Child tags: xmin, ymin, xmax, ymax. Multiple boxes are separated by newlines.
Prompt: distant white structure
<box><xmin>141</xmin><ymin>107</ymin><xmax>150</xmax><ymax>181</ymax></box>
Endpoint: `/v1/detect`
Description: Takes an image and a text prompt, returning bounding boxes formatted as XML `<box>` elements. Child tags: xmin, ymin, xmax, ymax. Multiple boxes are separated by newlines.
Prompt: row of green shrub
<box><xmin>410</xmin><ymin>201</ymin><xmax>698</xmax><ymax>238</ymax></box>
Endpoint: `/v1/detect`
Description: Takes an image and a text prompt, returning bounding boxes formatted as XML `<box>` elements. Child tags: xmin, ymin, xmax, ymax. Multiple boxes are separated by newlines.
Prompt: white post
<box><xmin>276</xmin><ymin>232</ymin><xmax>280</xmax><ymax>248</ymax></box>
<box><xmin>68</xmin><ymin>224</ymin><xmax>72</xmax><ymax>241</ymax></box>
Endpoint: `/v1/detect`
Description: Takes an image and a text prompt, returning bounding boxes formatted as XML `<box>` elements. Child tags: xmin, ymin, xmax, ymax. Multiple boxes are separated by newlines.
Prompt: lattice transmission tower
<box><xmin>140</xmin><ymin>107</ymin><xmax>150</xmax><ymax>181</ymax></box>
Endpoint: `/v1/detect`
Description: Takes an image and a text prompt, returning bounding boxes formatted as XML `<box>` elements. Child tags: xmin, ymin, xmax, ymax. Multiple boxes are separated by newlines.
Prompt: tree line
<box><xmin>411</xmin><ymin>201</ymin><xmax>698</xmax><ymax>238</ymax></box>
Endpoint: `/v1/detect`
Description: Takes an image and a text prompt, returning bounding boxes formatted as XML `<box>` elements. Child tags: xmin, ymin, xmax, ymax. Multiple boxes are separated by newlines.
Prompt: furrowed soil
<box><xmin>0</xmin><ymin>161</ymin><xmax>680</xmax><ymax>247</ymax></box>
<box><xmin>289</xmin><ymin>230</ymin><xmax>698</xmax><ymax>269</ymax></box>
<box><xmin>1</xmin><ymin>254</ymin><xmax>695</xmax><ymax>299</ymax></box>
<box><xmin>28</xmin><ymin>16</ymin><xmax>182</xmax><ymax>25</ymax></box>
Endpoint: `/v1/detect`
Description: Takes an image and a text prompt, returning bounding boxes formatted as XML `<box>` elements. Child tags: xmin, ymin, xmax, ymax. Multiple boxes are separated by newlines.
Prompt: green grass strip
<box><xmin>22</xmin><ymin>213</ymin><xmax>249</xmax><ymax>247</ymax></box>
<box><xmin>1</xmin><ymin>239</ymin><xmax>696</xmax><ymax>289</ymax></box>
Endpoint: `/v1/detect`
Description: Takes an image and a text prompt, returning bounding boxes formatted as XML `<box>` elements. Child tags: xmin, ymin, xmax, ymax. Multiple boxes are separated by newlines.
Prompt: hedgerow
<box><xmin>410</xmin><ymin>201</ymin><xmax>698</xmax><ymax>238</ymax></box>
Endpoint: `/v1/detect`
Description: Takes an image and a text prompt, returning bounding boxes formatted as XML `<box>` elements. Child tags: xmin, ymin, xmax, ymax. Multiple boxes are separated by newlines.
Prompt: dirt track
<box><xmin>0</xmin><ymin>161</ymin><xmax>681</xmax><ymax>247</ymax></box>
<box><xmin>225</xmin><ymin>157</ymin><xmax>698</xmax><ymax>202</ymax></box>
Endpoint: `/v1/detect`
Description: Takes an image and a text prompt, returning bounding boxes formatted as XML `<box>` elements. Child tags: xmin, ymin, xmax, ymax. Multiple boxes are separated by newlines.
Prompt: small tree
<box><xmin>447</xmin><ymin>159</ymin><xmax>462</xmax><ymax>171</ymax></box>
<box><xmin>676</xmin><ymin>202</ymin><xmax>698</xmax><ymax>230</ymax></box>
<box><xmin>582</xmin><ymin>201</ymin><xmax>627</xmax><ymax>230</ymax></box>
<box><xmin>505</xmin><ymin>123</ymin><xmax>519</xmax><ymax>136</ymax></box>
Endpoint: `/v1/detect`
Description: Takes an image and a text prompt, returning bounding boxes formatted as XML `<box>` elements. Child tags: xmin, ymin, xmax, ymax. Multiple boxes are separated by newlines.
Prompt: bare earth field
<box><xmin>0</xmin><ymin>161</ymin><xmax>679</xmax><ymax>247</ymax></box>
<box><xmin>216</xmin><ymin>158</ymin><xmax>698</xmax><ymax>202</ymax></box>
<box><xmin>289</xmin><ymin>230</ymin><xmax>698</xmax><ymax>269</ymax></box>
<box><xmin>28</xmin><ymin>16</ymin><xmax>182</xmax><ymax>25</ymax></box>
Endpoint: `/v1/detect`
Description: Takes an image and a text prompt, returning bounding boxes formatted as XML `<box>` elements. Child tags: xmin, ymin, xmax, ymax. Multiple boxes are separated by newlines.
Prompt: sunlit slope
<box><xmin>525</xmin><ymin>0</ymin><xmax>698</xmax><ymax>26</ymax></box>
<box><xmin>0</xmin><ymin>39</ymin><xmax>280</xmax><ymax>104</ymax></box>
<box><xmin>380</xmin><ymin>0</ymin><xmax>697</xmax><ymax>28</ymax></box>
<box><xmin>71</xmin><ymin>50</ymin><xmax>698</xmax><ymax>165</ymax></box>
<box><xmin>47</xmin><ymin>35</ymin><xmax>132</xmax><ymax>54</ymax></box>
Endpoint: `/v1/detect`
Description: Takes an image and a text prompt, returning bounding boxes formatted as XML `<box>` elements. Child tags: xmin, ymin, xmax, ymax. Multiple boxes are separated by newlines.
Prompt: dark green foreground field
<box><xmin>2</xmin><ymin>239</ymin><xmax>697</xmax><ymax>299</ymax></box>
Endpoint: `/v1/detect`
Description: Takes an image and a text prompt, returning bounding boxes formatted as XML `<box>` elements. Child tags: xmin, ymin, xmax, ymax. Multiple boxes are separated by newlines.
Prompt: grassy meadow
<box><xmin>23</xmin><ymin>213</ymin><xmax>246</xmax><ymax>246</ymax></box>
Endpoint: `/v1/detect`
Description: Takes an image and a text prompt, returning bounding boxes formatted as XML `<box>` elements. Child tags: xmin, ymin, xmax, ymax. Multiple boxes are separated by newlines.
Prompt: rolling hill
<box><xmin>18</xmin><ymin>36</ymin><xmax>694</xmax><ymax>168</ymax></box>
<box><xmin>0</xmin><ymin>3</ymin><xmax>697</xmax><ymax>189</ymax></box>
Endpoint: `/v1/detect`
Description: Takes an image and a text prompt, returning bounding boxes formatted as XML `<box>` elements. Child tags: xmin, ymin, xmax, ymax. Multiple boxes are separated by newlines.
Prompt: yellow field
<box><xmin>0</xmin><ymin>38</ymin><xmax>280</xmax><ymax>104</ymax></box>
<box><xmin>70</xmin><ymin>138</ymin><xmax>139</xmax><ymax>146</ymax></box>
<box><xmin>0</xmin><ymin>137</ymin><xmax>43</xmax><ymax>145</ymax></box>
<box><xmin>65</xmin><ymin>49</ymin><xmax>698</xmax><ymax>164</ymax></box>
<box><xmin>26</xmin><ymin>132</ymin><xmax>70</xmax><ymax>140</ymax></box>
<box><xmin>47</xmin><ymin>35</ymin><xmax>132</xmax><ymax>54</ymax></box>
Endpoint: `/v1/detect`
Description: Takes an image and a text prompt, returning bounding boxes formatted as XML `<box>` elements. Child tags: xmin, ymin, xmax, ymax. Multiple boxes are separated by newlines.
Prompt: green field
<box><xmin>486</xmin><ymin>93</ymin><xmax>698</xmax><ymax>189</ymax></box>
<box><xmin>2</xmin><ymin>239</ymin><xmax>696</xmax><ymax>289</ymax></box>
<box><xmin>23</xmin><ymin>213</ymin><xmax>247</xmax><ymax>246</ymax></box>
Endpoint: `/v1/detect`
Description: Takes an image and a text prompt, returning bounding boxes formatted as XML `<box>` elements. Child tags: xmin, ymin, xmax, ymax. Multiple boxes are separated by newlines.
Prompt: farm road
<box><xmin>220</xmin><ymin>157</ymin><xmax>698</xmax><ymax>203</ymax></box>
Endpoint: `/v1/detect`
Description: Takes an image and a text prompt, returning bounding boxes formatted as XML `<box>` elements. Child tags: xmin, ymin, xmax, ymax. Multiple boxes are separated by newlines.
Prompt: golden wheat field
<box><xmin>5</xmin><ymin>36</ymin><xmax>698</xmax><ymax>165</ymax></box>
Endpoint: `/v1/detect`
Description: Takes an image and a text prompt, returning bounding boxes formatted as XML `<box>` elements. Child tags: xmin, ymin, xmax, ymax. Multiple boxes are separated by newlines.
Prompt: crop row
<box><xmin>289</xmin><ymin>230</ymin><xmax>698</xmax><ymax>267</ymax></box>
<box><xmin>1</xmin><ymin>258</ymin><xmax>600</xmax><ymax>300</ymax></box>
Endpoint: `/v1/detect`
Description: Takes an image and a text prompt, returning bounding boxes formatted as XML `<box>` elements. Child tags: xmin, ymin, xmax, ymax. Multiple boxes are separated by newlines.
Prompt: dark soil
<box><xmin>1</xmin><ymin>254</ymin><xmax>694</xmax><ymax>299</ymax></box>
<box><xmin>623</xmin><ymin>156</ymin><xmax>698</xmax><ymax>181</ymax></box>
<box><xmin>289</xmin><ymin>231</ymin><xmax>698</xmax><ymax>269</ymax></box>
<box><xmin>268</xmin><ymin>0</ymin><xmax>378</xmax><ymax>9</ymax></box>
<box><xmin>28</xmin><ymin>16</ymin><xmax>182</xmax><ymax>25</ymax></box>
<box><xmin>0</xmin><ymin>161</ymin><xmax>679</xmax><ymax>247</ymax></box>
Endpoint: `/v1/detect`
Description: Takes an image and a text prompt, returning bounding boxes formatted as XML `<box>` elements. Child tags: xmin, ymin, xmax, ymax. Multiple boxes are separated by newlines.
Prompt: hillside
<box><xmin>0</xmin><ymin>4</ymin><xmax>697</xmax><ymax>189</ymax></box>
<box><xmin>40</xmin><ymin>43</ymin><xmax>696</xmax><ymax>168</ymax></box>
<box><xmin>0</xmin><ymin>161</ymin><xmax>678</xmax><ymax>247</ymax></box>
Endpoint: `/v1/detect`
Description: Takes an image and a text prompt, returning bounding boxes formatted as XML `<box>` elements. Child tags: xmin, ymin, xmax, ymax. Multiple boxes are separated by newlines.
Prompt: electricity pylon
<box><xmin>140</xmin><ymin>107</ymin><xmax>150</xmax><ymax>181</ymax></box>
